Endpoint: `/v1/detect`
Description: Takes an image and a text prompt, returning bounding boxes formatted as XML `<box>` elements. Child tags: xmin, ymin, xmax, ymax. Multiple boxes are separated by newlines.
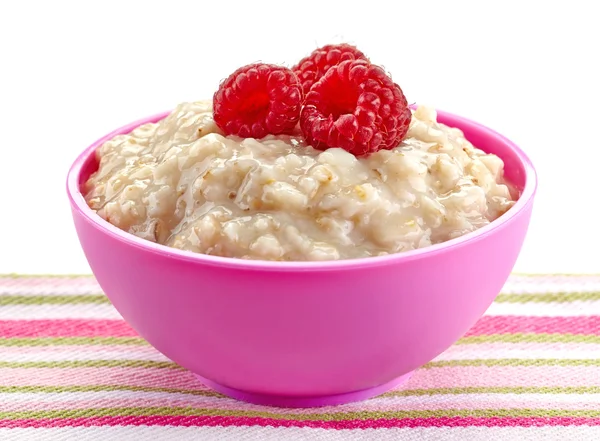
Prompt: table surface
<box><xmin>1</xmin><ymin>274</ymin><xmax>599</xmax><ymax>440</ymax></box>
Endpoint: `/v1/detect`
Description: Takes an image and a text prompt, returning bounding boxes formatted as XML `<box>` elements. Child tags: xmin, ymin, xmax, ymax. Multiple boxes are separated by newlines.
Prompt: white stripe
<box><xmin>1</xmin><ymin>299</ymin><xmax>598</xmax><ymax>320</ymax></box>
<box><xmin>0</xmin><ymin>276</ymin><xmax>600</xmax><ymax>296</ymax></box>
<box><xmin>2</xmin><ymin>275</ymin><xmax>600</xmax><ymax>296</ymax></box>
<box><xmin>0</xmin><ymin>279</ymin><xmax>101</xmax><ymax>296</ymax></box>
<box><xmin>0</xmin><ymin>304</ymin><xmax>121</xmax><ymax>320</ymax></box>
<box><xmin>1</xmin><ymin>343</ymin><xmax>596</xmax><ymax>364</ymax></box>
<box><xmin>2</xmin><ymin>426</ymin><xmax>600</xmax><ymax>441</ymax></box>
<box><xmin>484</xmin><ymin>300</ymin><xmax>600</xmax><ymax>316</ymax></box>
<box><xmin>503</xmin><ymin>275</ymin><xmax>600</xmax><ymax>294</ymax></box>
<box><xmin>509</xmin><ymin>275</ymin><xmax>600</xmax><ymax>282</ymax></box>
<box><xmin>435</xmin><ymin>344</ymin><xmax>600</xmax><ymax>361</ymax></box>
<box><xmin>0</xmin><ymin>390</ymin><xmax>221</xmax><ymax>406</ymax></box>
<box><xmin>0</xmin><ymin>347</ymin><xmax>168</xmax><ymax>363</ymax></box>
<box><xmin>1</xmin><ymin>391</ymin><xmax>599</xmax><ymax>408</ymax></box>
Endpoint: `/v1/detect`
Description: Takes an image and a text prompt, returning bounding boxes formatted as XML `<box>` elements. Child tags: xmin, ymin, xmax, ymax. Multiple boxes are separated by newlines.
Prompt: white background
<box><xmin>0</xmin><ymin>0</ymin><xmax>598</xmax><ymax>274</ymax></box>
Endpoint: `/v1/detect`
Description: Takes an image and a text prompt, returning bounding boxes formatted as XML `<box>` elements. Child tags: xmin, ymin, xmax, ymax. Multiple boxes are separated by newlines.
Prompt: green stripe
<box><xmin>0</xmin><ymin>407</ymin><xmax>599</xmax><ymax>421</ymax></box>
<box><xmin>0</xmin><ymin>385</ymin><xmax>221</xmax><ymax>396</ymax></box>
<box><xmin>425</xmin><ymin>359</ymin><xmax>600</xmax><ymax>368</ymax></box>
<box><xmin>1</xmin><ymin>292</ymin><xmax>598</xmax><ymax>305</ymax></box>
<box><xmin>1</xmin><ymin>384</ymin><xmax>599</xmax><ymax>398</ymax></box>
<box><xmin>457</xmin><ymin>333</ymin><xmax>600</xmax><ymax>344</ymax></box>
<box><xmin>2</xmin><ymin>334</ymin><xmax>599</xmax><ymax>347</ymax></box>
<box><xmin>0</xmin><ymin>295</ymin><xmax>109</xmax><ymax>305</ymax></box>
<box><xmin>0</xmin><ymin>337</ymin><xmax>147</xmax><ymax>347</ymax></box>
<box><xmin>1</xmin><ymin>358</ymin><xmax>595</xmax><ymax>370</ymax></box>
<box><xmin>385</xmin><ymin>386</ymin><xmax>600</xmax><ymax>396</ymax></box>
<box><xmin>496</xmin><ymin>292</ymin><xmax>600</xmax><ymax>303</ymax></box>
<box><xmin>0</xmin><ymin>360</ymin><xmax>181</xmax><ymax>370</ymax></box>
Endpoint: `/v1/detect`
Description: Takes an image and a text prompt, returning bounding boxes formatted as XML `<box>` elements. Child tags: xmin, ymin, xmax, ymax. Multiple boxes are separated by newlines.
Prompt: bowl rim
<box><xmin>67</xmin><ymin>108</ymin><xmax>537</xmax><ymax>272</ymax></box>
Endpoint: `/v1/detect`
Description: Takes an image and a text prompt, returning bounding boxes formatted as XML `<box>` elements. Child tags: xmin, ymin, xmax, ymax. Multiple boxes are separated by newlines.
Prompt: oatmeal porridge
<box><xmin>84</xmin><ymin>101</ymin><xmax>516</xmax><ymax>261</ymax></box>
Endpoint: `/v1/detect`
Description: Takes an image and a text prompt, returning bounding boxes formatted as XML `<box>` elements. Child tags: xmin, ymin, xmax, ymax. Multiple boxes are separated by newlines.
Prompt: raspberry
<box><xmin>292</xmin><ymin>44</ymin><xmax>368</xmax><ymax>95</ymax></box>
<box><xmin>300</xmin><ymin>59</ymin><xmax>411</xmax><ymax>156</ymax></box>
<box><xmin>213</xmin><ymin>63</ymin><xmax>303</xmax><ymax>139</ymax></box>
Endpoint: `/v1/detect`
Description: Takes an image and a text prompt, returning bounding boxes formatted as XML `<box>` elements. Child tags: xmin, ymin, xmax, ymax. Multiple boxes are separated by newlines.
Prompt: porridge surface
<box><xmin>85</xmin><ymin>101</ymin><xmax>516</xmax><ymax>261</ymax></box>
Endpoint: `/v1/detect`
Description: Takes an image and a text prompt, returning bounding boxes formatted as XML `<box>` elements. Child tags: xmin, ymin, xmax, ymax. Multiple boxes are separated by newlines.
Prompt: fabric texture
<box><xmin>0</xmin><ymin>274</ymin><xmax>599</xmax><ymax>440</ymax></box>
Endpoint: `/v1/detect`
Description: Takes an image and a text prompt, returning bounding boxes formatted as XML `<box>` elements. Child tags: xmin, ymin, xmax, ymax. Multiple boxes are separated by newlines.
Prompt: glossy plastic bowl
<box><xmin>67</xmin><ymin>109</ymin><xmax>536</xmax><ymax>407</ymax></box>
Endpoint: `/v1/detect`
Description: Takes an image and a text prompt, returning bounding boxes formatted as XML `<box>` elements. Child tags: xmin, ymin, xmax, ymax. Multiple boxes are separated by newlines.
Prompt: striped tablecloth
<box><xmin>1</xmin><ymin>275</ymin><xmax>599</xmax><ymax>441</ymax></box>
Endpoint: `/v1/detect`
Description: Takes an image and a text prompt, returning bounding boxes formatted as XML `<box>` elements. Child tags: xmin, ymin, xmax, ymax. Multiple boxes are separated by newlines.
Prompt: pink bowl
<box><xmin>67</xmin><ymin>109</ymin><xmax>536</xmax><ymax>407</ymax></box>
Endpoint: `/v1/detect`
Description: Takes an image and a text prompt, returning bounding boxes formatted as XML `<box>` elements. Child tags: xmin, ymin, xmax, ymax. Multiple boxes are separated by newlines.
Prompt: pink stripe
<box><xmin>0</xmin><ymin>368</ymin><xmax>210</xmax><ymax>390</ymax></box>
<box><xmin>1</xmin><ymin>397</ymin><xmax>598</xmax><ymax>413</ymax></box>
<box><xmin>3</xmin><ymin>316</ymin><xmax>598</xmax><ymax>340</ymax></box>
<box><xmin>1</xmin><ymin>416</ymin><xmax>599</xmax><ymax>429</ymax></box>
<box><xmin>4</xmin><ymin>316</ymin><xmax>599</xmax><ymax>339</ymax></box>
<box><xmin>404</xmin><ymin>366</ymin><xmax>600</xmax><ymax>388</ymax></box>
<box><xmin>466</xmin><ymin>316</ymin><xmax>600</xmax><ymax>336</ymax></box>
<box><xmin>0</xmin><ymin>320</ymin><xmax>137</xmax><ymax>338</ymax></box>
